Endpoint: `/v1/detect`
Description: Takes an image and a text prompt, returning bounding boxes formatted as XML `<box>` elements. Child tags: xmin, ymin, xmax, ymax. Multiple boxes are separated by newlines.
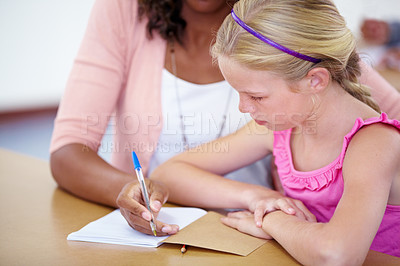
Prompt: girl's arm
<box><xmin>360</xmin><ymin>61</ymin><xmax>400</xmax><ymax>119</ymax></box>
<box><xmin>151</xmin><ymin>120</ymin><xmax>315</xmax><ymax>221</ymax></box>
<box><xmin>151</xmin><ymin>120</ymin><xmax>276</xmax><ymax>210</ymax></box>
<box><xmin>265</xmin><ymin>124</ymin><xmax>399</xmax><ymax>265</ymax></box>
<box><xmin>225</xmin><ymin>123</ymin><xmax>400</xmax><ymax>265</ymax></box>
<box><xmin>151</xmin><ymin>120</ymin><xmax>316</xmax><ymax>221</ymax></box>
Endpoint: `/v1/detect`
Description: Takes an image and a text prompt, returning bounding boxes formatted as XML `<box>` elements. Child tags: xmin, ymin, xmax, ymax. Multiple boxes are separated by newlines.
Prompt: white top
<box><xmin>148</xmin><ymin>69</ymin><xmax>271</xmax><ymax>187</ymax></box>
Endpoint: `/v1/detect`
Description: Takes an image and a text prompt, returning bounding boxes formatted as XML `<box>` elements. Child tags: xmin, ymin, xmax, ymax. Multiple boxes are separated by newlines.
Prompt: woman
<box><xmin>50</xmin><ymin>0</ymin><xmax>400</xmax><ymax>236</ymax></box>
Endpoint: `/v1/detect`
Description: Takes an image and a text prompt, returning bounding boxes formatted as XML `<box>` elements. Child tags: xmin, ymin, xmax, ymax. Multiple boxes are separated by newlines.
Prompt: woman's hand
<box><xmin>116</xmin><ymin>179</ymin><xmax>179</xmax><ymax>236</ymax></box>
<box><xmin>221</xmin><ymin>211</ymin><xmax>272</xmax><ymax>239</ymax></box>
<box><xmin>250</xmin><ymin>196</ymin><xmax>316</xmax><ymax>227</ymax></box>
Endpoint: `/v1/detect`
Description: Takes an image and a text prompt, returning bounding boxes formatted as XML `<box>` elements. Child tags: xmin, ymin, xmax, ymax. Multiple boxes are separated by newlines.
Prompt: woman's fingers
<box><xmin>117</xmin><ymin>180</ymin><xmax>178</xmax><ymax>236</ymax></box>
<box><xmin>148</xmin><ymin>179</ymin><xmax>169</xmax><ymax>213</ymax></box>
<box><xmin>117</xmin><ymin>182</ymin><xmax>150</xmax><ymax>220</ymax></box>
<box><xmin>120</xmin><ymin>208</ymin><xmax>152</xmax><ymax>234</ymax></box>
<box><xmin>121</xmin><ymin>209</ymin><xmax>179</xmax><ymax>236</ymax></box>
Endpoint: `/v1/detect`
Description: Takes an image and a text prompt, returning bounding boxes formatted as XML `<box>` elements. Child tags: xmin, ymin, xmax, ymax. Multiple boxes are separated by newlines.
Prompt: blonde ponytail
<box><xmin>332</xmin><ymin>50</ymin><xmax>381</xmax><ymax>113</ymax></box>
<box><xmin>212</xmin><ymin>0</ymin><xmax>381</xmax><ymax>112</ymax></box>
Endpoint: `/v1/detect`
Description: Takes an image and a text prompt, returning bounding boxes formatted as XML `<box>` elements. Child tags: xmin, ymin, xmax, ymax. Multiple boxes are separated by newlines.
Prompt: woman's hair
<box><xmin>211</xmin><ymin>0</ymin><xmax>380</xmax><ymax>113</ymax></box>
<box><xmin>138</xmin><ymin>0</ymin><xmax>239</xmax><ymax>45</ymax></box>
<box><xmin>138</xmin><ymin>0</ymin><xmax>185</xmax><ymax>43</ymax></box>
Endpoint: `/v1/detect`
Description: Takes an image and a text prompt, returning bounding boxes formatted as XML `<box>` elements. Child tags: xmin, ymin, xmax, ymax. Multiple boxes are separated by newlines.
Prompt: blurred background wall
<box><xmin>0</xmin><ymin>0</ymin><xmax>399</xmax><ymax>112</ymax></box>
<box><xmin>0</xmin><ymin>0</ymin><xmax>399</xmax><ymax>160</ymax></box>
<box><xmin>0</xmin><ymin>0</ymin><xmax>95</xmax><ymax>112</ymax></box>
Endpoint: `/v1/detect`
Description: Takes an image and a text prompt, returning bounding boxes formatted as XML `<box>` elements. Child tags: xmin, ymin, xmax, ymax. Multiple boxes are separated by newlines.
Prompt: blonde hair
<box><xmin>211</xmin><ymin>0</ymin><xmax>380</xmax><ymax>112</ymax></box>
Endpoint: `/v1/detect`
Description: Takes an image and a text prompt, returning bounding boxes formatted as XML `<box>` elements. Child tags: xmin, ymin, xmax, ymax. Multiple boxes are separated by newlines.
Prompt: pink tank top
<box><xmin>273</xmin><ymin>113</ymin><xmax>400</xmax><ymax>257</ymax></box>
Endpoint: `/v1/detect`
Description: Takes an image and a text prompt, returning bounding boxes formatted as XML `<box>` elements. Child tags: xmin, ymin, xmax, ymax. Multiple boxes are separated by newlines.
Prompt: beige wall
<box><xmin>0</xmin><ymin>0</ymin><xmax>398</xmax><ymax>112</ymax></box>
<box><xmin>0</xmin><ymin>0</ymin><xmax>95</xmax><ymax>112</ymax></box>
<box><xmin>334</xmin><ymin>0</ymin><xmax>400</xmax><ymax>37</ymax></box>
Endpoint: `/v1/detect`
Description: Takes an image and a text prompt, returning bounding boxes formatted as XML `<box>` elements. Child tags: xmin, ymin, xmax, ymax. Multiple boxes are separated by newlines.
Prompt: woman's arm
<box><xmin>360</xmin><ymin>61</ymin><xmax>400</xmax><ymax>119</ymax></box>
<box><xmin>224</xmin><ymin>123</ymin><xmax>400</xmax><ymax>265</ymax></box>
<box><xmin>51</xmin><ymin>143</ymin><xmax>173</xmax><ymax>236</ymax></box>
<box><xmin>50</xmin><ymin>0</ymin><xmax>135</xmax><ymax>206</ymax></box>
<box><xmin>50</xmin><ymin>143</ymin><xmax>133</xmax><ymax>207</ymax></box>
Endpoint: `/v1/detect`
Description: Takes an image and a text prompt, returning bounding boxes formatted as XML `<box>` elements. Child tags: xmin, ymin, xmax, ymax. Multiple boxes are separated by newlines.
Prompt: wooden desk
<box><xmin>1</xmin><ymin>148</ymin><xmax>399</xmax><ymax>265</ymax></box>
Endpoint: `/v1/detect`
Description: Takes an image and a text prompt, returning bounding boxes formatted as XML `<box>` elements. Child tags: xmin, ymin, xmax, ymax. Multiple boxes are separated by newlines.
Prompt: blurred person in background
<box><xmin>361</xmin><ymin>18</ymin><xmax>400</xmax><ymax>70</ymax></box>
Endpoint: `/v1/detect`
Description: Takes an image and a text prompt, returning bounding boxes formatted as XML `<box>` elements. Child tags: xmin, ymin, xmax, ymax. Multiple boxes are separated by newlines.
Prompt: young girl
<box><xmin>50</xmin><ymin>0</ymin><xmax>400</xmax><ymax>239</ymax></box>
<box><xmin>149</xmin><ymin>0</ymin><xmax>400</xmax><ymax>263</ymax></box>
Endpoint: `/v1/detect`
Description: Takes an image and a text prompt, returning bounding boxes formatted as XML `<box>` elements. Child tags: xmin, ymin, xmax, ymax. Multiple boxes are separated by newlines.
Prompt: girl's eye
<box><xmin>250</xmin><ymin>96</ymin><xmax>263</xmax><ymax>102</ymax></box>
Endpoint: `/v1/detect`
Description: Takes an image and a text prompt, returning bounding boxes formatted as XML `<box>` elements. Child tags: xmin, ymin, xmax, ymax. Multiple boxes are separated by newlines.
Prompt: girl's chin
<box><xmin>254</xmin><ymin>119</ymin><xmax>291</xmax><ymax>131</ymax></box>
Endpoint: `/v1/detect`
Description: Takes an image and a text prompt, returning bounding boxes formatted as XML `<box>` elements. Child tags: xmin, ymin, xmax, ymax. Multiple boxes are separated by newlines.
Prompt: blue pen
<box><xmin>132</xmin><ymin>151</ymin><xmax>157</xmax><ymax>236</ymax></box>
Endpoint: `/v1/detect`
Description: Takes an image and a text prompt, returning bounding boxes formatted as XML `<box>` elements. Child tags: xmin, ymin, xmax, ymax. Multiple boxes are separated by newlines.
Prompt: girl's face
<box><xmin>219</xmin><ymin>57</ymin><xmax>314</xmax><ymax>131</ymax></box>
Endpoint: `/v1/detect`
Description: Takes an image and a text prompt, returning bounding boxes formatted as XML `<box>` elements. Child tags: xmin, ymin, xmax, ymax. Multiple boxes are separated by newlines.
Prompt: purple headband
<box><xmin>230</xmin><ymin>9</ymin><xmax>321</xmax><ymax>63</ymax></box>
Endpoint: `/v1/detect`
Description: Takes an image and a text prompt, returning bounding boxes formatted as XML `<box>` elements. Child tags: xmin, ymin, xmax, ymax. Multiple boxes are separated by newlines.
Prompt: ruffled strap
<box><xmin>280</xmin><ymin>167</ymin><xmax>340</xmax><ymax>191</ymax></box>
<box><xmin>273</xmin><ymin>128</ymin><xmax>340</xmax><ymax>191</ymax></box>
<box><xmin>273</xmin><ymin>113</ymin><xmax>400</xmax><ymax>192</ymax></box>
<box><xmin>272</xmin><ymin>129</ymin><xmax>291</xmax><ymax>183</ymax></box>
<box><xmin>338</xmin><ymin>113</ymin><xmax>400</xmax><ymax>166</ymax></box>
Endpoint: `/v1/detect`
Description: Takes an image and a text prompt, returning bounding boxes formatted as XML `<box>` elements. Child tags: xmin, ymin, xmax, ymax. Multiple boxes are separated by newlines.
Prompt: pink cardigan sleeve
<box><xmin>50</xmin><ymin>0</ymin><xmax>134</xmax><ymax>153</ymax></box>
<box><xmin>360</xmin><ymin>61</ymin><xmax>400</xmax><ymax>120</ymax></box>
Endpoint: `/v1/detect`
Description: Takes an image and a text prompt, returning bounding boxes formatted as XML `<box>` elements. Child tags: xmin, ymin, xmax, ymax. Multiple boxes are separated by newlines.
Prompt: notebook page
<box><xmin>67</xmin><ymin>207</ymin><xmax>207</xmax><ymax>247</ymax></box>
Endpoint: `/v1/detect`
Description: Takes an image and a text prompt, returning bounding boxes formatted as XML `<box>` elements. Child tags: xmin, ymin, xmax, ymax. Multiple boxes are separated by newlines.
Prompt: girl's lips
<box><xmin>254</xmin><ymin>119</ymin><xmax>266</xmax><ymax>125</ymax></box>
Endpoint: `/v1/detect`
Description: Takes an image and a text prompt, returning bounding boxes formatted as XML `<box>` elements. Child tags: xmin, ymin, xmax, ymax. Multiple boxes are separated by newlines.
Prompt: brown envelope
<box><xmin>162</xmin><ymin>211</ymin><xmax>268</xmax><ymax>256</ymax></box>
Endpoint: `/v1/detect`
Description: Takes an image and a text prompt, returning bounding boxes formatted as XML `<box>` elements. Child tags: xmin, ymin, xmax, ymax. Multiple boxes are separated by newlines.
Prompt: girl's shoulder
<box><xmin>341</xmin><ymin>113</ymin><xmax>400</xmax><ymax>165</ymax></box>
<box><xmin>343</xmin><ymin>113</ymin><xmax>399</xmax><ymax>147</ymax></box>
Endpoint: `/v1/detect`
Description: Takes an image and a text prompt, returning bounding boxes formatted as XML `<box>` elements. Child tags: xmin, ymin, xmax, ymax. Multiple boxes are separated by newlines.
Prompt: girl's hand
<box><xmin>252</xmin><ymin>197</ymin><xmax>316</xmax><ymax>227</ymax></box>
<box><xmin>221</xmin><ymin>211</ymin><xmax>272</xmax><ymax>239</ymax></box>
<box><xmin>116</xmin><ymin>179</ymin><xmax>179</xmax><ymax>236</ymax></box>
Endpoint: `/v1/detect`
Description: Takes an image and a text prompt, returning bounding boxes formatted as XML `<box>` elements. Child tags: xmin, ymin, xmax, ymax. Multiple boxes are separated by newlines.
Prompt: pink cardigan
<box><xmin>50</xmin><ymin>0</ymin><xmax>400</xmax><ymax>176</ymax></box>
<box><xmin>50</xmin><ymin>0</ymin><xmax>165</xmax><ymax>175</ymax></box>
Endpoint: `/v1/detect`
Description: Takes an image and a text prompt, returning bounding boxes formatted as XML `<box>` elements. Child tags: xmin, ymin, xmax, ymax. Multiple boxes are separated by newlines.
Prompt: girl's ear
<box><xmin>307</xmin><ymin>68</ymin><xmax>330</xmax><ymax>92</ymax></box>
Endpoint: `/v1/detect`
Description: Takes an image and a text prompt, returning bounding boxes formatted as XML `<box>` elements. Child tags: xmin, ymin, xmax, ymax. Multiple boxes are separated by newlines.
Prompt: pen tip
<box><xmin>150</xmin><ymin>221</ymin><xmax>157</xmax><ymax>236</ymax></box>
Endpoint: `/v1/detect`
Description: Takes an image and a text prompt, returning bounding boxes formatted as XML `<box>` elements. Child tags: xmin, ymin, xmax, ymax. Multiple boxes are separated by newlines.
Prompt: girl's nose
<box><xmin>238</xmin><ymin>96</ymin><xmax>255</xmax><ymax>114</ymax></box>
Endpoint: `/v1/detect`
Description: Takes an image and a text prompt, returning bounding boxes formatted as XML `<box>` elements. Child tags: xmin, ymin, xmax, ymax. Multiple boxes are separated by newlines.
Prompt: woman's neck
<box><xmin>180</xmin><ymin>3</ymin><xmax>231</xmax><ymax>49</ymax></box>
<box><xmin>164</xmin><ymin>3</ymin><xmax>231</xmax><ymax>84</ymax></box>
